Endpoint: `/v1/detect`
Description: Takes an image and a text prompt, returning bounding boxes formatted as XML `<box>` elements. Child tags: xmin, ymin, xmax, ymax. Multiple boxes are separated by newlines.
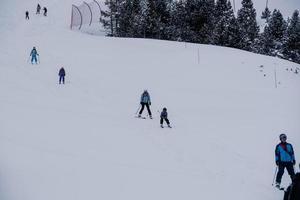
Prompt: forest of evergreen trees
<box><xmin>101</xmin><ymin>0</ymin><xmax>300</xmax><ymax>64</ymax></box>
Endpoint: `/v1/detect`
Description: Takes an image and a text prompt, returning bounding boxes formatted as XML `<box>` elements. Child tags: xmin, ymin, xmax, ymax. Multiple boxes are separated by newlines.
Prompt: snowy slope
<box><xmin>0</xmin><ymin>0</ymin><xmax>300</xmax><ymax>200</ymax></box>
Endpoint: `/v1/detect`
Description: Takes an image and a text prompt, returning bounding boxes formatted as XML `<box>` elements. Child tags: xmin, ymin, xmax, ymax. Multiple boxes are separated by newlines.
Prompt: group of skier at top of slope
<box><xmin>29</xmin><ymin>48</ymin><xmax>171</xmax><ymax>127</ymax></box>
<box><xmin>25</xmin><ymin>4</ymin><xmax>47</xmax><ymax>20</ymax></box>
<box><xmin>274</xmin><ymin>133</ymin><xmax>299</xmax><ymax>200</ymax></box>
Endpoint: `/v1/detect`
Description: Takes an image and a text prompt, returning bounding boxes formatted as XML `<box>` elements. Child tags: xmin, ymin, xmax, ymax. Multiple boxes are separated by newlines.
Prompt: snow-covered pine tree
<box><xmin>118</xmin><ymin>0</ymin><xmax>133</xmax><ymax>37</ymax></box>
<box><xmin>184</xmin><ymin>0</ymin><xmax>215</xmax><ymax>43</ymax></box>
<box><xmin>237</xmin><ymin>0</ymin><xmax>259</xmax><ymax>50</ymax></box>
<box><xmin>283</xmin><ymin>10</ymin><xmax>300</xmax><ymax>63</ymax></box>
<box><xmin>169</xmin><ymin>0</ymin><xmax>189</xmax><ymax>41</ymax></box>
<box><xmin>212</xmin><ymin>0</ymin><xmax>242</xmax><ymax>48</ymax></box>
<box><xmin>143</xmin><ymin>0</ymin><xmax>159</xmax><ymax>38</ymax></box>
<box><xmin>261</xmin><ymin>7</ymin><xmax>271</xmax><ymax>22</ymax></box>
<box><xmin>261</xmin><ymin>9</ymin><xmax>287</xmax><ymax>57</ymax></box>
<box><xmin>130</xmin><ymin>0</ymin><xmax>143</xmax><ymax>37</ymax></box>
<box><xmin>101</xmin><ymin>0</ymin><xmax>122</xmax><ymax>36</ymax></box>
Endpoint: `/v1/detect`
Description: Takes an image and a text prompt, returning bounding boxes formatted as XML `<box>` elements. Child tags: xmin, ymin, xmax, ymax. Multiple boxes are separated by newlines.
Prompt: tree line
<box><xmin>101</xmin><ymin>0</ymin><xmax>300</xmax><ymax>64</ymax></box>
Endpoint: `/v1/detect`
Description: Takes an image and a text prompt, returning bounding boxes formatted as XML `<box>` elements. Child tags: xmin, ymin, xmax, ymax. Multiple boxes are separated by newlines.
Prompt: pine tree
<box><xmin>118</xmin><ymin>0</ymin><xmax>133</xmax><ymax>37</ymax></box>
<box><xmin>212</xmin><ymin>1</ymin><xmax>242</xmax><ymax>48</ymax></box>
<box><xmin>101</xmin><ymin>0</ymin><xmax>122</xmax><ymax>36</ymax></box>
<box><xmin>130</xmin><ymin>0</ymin><xmax>143</xmax><ymax>37</ymax></box>
<box><xmin>237</xmin><ymin>0</ymin><xmax>259</xmax><ymax>50</ymax></box>
<box><xmin>184</xmin><ymin>0</ymin><xmax>215</xmax><ymax>43</ymax></box>
<box><xmin>261</xmin><ymin>7</ymin><xmax>271</xmax><ymax>22</ymax></box>
<box><xmin>260</xmin><ymin>9</ymin><xmax>287</xmax><ymax>56</ymax></box>
<box><xmin>283</xmin><ymin>10</ymin><xmax>300</xmax><ymax>63</ymax></box>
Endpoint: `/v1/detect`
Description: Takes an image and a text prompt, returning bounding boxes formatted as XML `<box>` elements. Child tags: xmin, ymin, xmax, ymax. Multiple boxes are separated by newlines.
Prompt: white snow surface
<box><xmin>0</xmin><ymin>0</ymin><xmax>300</xmax><ymax>200</ymax></box>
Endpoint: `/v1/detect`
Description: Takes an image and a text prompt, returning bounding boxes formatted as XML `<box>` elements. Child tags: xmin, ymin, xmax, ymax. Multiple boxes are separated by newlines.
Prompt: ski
<box><xmin>161</xmin><ymin>125</ymin><xmax>172</xmax><ymax>128</ymax></box>
<box><xmin>135</xmin><ymin>116</ymin><xmax>146</xmax><ymax>119</ymax></box>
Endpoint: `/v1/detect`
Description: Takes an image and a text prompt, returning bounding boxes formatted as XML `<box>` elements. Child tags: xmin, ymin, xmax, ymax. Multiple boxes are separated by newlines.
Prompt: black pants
<box><xmin>276</xmin><ymin>162</ymin><xmax>295</xmax><ymax>183</ymax></box>
<box><xmin>59</xmin><ymin>75</ymin><xmax>65</xmax><ymax>84</ymax></box>
<box><xmin>160</xmin><ymin>117</ymin><xmax>170</xmax><ymax>125</ymax></box>
<box><xmin>139</xmin><ymin>103</ymin><xmax>151</xmax><ymax>116</ymax></box>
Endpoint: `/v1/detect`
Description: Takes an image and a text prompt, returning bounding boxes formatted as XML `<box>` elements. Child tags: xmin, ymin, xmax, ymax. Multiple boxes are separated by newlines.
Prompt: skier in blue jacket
<box><xmin>138</xmin><ymin>90</ymin><xmax>152</xmax><ymax>119</ymax></box>
<box><xmin>275</xmin><ymin>133</ymin><xmax>296</xmax><ymax>188</ymax></box>
<box><xmin>30</xmin><ymin>47</ymin><xmax>39</xmax><ymax>64</ymax></box>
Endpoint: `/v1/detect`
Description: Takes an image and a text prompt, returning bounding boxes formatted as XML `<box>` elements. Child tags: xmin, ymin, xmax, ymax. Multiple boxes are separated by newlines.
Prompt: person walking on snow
<box><xmin>160</xmin><ymin>107</ymin><xmax>171</xmax><ymax>128</ymax></box>
<box><xmin>30</xmin><ymin>47</ymin><xmax>39</xmax><ymax>64</ymax></box>
<box><xmin>36</xmin><ymin>4</ymin><xmax>41</xmax><ymax>14</ymax></box>
<box><xmin>43</xmin><ymin>7</ymin><xmax>47</xmax><ymax>16</ymax></box>
<box><xmin>138</xmin><ymin>90</ymin><xmax>152</xmax><ymax>119</ymax></box>
<box><xmin>275</xmin><ymin>133</ymin><xmax>296</xmax><ymax>189</ymax></box>
<box><xmin>58</xmin><ymin>67</ymin><xmax>66</xmax><ymax>84</ymax></box>
<box><xmin>25</xmin><ymin>11</ymin><xmax>29</xmax><ymax>20</ymax></box>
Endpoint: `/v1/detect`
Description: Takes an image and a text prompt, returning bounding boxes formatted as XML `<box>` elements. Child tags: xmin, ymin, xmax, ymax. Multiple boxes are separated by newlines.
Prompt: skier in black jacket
<box><xmin>160</xmin><ymin>107</ymin><xmax>171</xmax><ymax>128</ymax></box>
<box><xmin>284</xmin><ymin>164</ymin><xmax>300</xmax><ymax>200</ymax></box>
<box><xmin>58</xmin><ymin>67</ymin><xmax>66</xmax><ymax>84</ymax></box>
<box><xmin>36</xmin><ymin>4</ymin><xmax>41</xmax><ymax>14</ymax></box>
<box><xmin>43</xmin><ymin>7</ymin><xmax>47</xmax><ymax>16</ymax></box>
<box><xmin>25</xmin><ymin>11</ymin><xmax>29</xmax><ymax>20</ymax></box>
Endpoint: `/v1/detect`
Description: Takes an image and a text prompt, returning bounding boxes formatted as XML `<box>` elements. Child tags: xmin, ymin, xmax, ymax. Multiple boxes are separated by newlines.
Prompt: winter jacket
<box><xmin>140</xmin><ymin>92</ymin><xmax>151</xmax><ymax>104</ymax></box>
<box><xmin>30</xmin><ymin>49</ymin><xmax>38</xmax><ymax>57</ymax></box>
<box><xmin>275</xmin><ymin>142</ymin><xmax>295</xmax><ymax>163</ymax></box>
<box><xmin>59</xmin><ymin>68</ymin><xmax>66</xmax><ymax>76</ymax></box>
<box><xmin>284</xmin><ymin>173</ymin><xmax>300</xmax><ymax>200</ymax></box>
<box><xmin>160</xmin><ymin>110</ymin><xmax>168</xmax><ymax>119</ymax></box>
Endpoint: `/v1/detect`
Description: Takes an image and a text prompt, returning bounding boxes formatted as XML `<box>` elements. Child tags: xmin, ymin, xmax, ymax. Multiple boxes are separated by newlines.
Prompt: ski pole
<box><xmin>135</xmin><ymin>105</ymin><xmax>141</xmax><ymax>115</ymax></box>
<box><xmin>272</xmin><ymin>166</ymin><xmax>278</xmax><ymax>186</ymax></box>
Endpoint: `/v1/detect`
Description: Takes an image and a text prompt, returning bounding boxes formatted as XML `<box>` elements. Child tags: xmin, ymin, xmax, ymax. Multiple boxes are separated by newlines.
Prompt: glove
<box><xmin>276</xmin><ymin>161</ymin><xmax>279</xmax><ymax>166</ymax></box>
<box><xmin>149</xmin><ymin>102</ymin><xmax>151</xmax><ymax>105</ymax></box>
<box><xmin>293</xmin><ymin>160</ymin><xmax>296</xmax><ymax>165</ymax></box>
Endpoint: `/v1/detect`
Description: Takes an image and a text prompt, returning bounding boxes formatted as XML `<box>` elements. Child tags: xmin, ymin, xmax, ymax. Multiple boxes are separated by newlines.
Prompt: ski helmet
<box><xmin>163</xmin><ymin>107</ymin><xmax>167</xmax><ymax>111</ymax></box>
<box><xmin>279</xmin><ymin>133</ymin><xmax>287</xmax><ymax>140</ymax></box>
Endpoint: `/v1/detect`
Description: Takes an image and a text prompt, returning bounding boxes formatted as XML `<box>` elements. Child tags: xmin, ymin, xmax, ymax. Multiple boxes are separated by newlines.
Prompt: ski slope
<box><xmin>0</xmin><ymin>0</ymin><xmax>300</xmax><ymax>200</ymax></box>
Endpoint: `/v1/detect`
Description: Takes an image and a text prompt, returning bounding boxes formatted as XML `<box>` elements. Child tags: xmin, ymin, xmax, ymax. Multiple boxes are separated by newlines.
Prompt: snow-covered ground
<box><xmin>0</xmin><ymin>0</ymin><xmax>300</xmax><ymax>200</ymax></box>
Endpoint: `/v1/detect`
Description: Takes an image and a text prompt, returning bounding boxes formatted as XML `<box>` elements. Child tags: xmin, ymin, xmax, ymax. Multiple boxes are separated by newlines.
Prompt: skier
<box><xmin>275</xmin><ymin>133</ymin><xmax>296</xmax><ymax>189</ymax></box>
<box><xmin>160</xmin><ymin>107</ymin><xmax>171</xmax><ymax>128</ymax></box>
<box><xmin>36</xmin><ymin>4</ymin><xmax>41</xmax><ymax>14</ymax></box>
<box><xmin>30</xmin><ymin>47</ymin><xmax>39</xmax><ymax>64</ymax></box>
<box><xmin>58</xmin><ymin>67</ymin><xmax>66</xmax><ymax>84</ymax></box>
<box><xmin>284</xmin><ymin>164</ymin><xmax>300</xmax><ymax>200</ymax></box>
<box><xmin>25</xmin><ymin>11</ymin><xmax>29</xmax><ymax>20</ymax></box>
<box><xmin>138</xmin><ymin>90</ymin><xmax>152</xmax><ymax>119</ymax></box>
<box><xmin>43</xmin><ymin>7</ymin><xmax>47</xmax><ymax>16</ymax></box>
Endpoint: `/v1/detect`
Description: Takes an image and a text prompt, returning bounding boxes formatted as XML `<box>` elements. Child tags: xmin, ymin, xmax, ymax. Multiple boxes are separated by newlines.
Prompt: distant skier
<box><xmin>160</xmin><ymin>107</ymin><xmax>171</xmax><ymax>128</ymax></box>
<box><xmin>275</xmin><ymin>134</ymin><xmax>296</xmax><ymax>189</ymax></box>
<box><xmin>25</xmin><ymin>11</ymin><xmax>29</xmax><ymax>20</ymax></box>
<box><xmin>36</xmin><ymin>4</ymin><xmax>41</xmax><ymax>14</ymax></box>
<box><xmin>138</xmin><ymin>90</ymin><xmax>152</xmax><ymax>119</ymax></box>
<box><xmin>284</xmin><ymin>164</ymin><xmax>300</xmax><ymax>200</ymax></box>
<box><xmin>43</xmin><ymin>7</ymin><xmax>47</xmax><ymax>16</ymax></box>
<box><xmin>58</xmin><ymin>67</ymin><xmax>66</xmax><ymax>84</ymax></box>
<box><xmin>30</xmin><ymin>47</ymin><xmax>39</xmax><ymax>64</ymax></box>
